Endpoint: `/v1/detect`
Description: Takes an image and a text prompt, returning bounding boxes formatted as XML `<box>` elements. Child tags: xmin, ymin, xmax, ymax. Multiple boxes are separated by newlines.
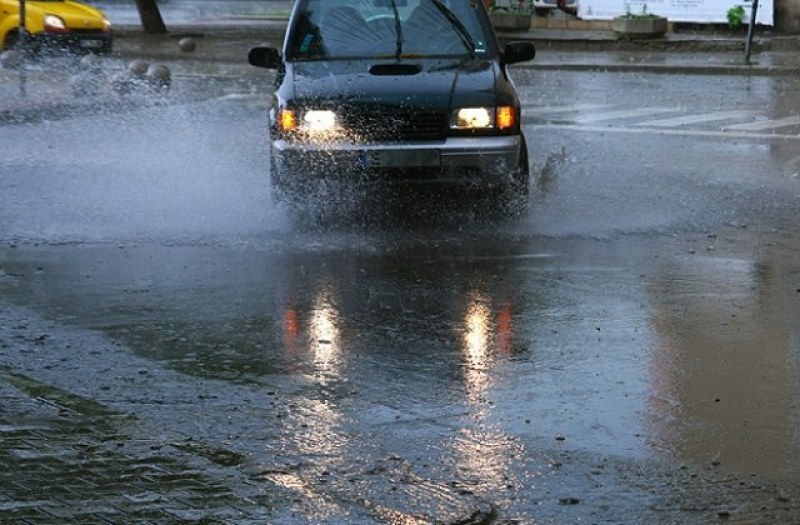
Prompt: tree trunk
<box><xmin>134</xmin><ymin>0</ymin><xmax>167</xmax><ymax>34</ymax></box>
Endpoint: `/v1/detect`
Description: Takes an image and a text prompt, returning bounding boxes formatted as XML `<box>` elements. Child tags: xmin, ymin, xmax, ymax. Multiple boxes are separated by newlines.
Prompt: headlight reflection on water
<box><xmin>280</xmin><ymin>285</ymin><xmax>343</xmax><ymax>381</ymax></box>
<box><xmin>463</xmin><ymin>296</ymin><xmax>492</xmax><ymax>371</ymax></box>
<box><xmin>309</xmin><ymin>288</ymin><xmax>342</xmax><ymax>380</ymax></box>
<box><xmin>274</xmin><ymin>286</ymin><xmax>347</xmax><ymax>479</ymax></box>
<box><xmin>455</xmin><ymin>294</ymin><xmax>522</xmax><ymax>493</ymax></box>
<box><xmin>461</xmin><ymin>293</ymin><xmax>515</xmax><ymax>404</ymax></box>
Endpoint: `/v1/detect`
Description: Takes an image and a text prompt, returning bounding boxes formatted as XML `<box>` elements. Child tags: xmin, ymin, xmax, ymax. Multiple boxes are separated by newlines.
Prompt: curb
<box><xmin>3</xmin><ymin>24</ymin><xmax>799</xmax><ymax>126</ymax></box>
<box><xmin>526</xmin><ymin>61</ymin><xmax>798</xmax><ymax>76</ymax></box>
<box><xmin>108</xmin><ymin>27</ymin><xmax>798</xmax><ymax>78</ymax></box>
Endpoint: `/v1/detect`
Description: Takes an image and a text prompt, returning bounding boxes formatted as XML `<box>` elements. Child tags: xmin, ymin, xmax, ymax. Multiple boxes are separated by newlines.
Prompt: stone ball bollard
<box><xmin>70</xmin><ymin>72</ymin><xmax>103</xmax><ymax>97</ymax></box>
<box><xmin>111</xmin><ymin>71</ymin><xmax>136</xmax><ymax>96</ymax></box>
<box><xmin>146</xmin><ymin>64</ymin><xmax>171</xmax><ymax>93</ymax></box>
<box><xmin>72</xmin><ymin>53</ymin><xmax>105</xmax><ymax>96</ymax></box>
<box><xmin>178</xmin><ymin>37</ymin><xmax>196</xmax><ymax>53</ymax></box>
<box><xmin>127</xmin><ymin>59</ymin><xmax>149</xmax><ymax>78</ymax></box>
<box><xmin>79</xmin><ymin>53</ymin><xmax>102</xmax><ymax>71</ymax></box>
<box><xmin>69</xmin><ymin>74</ymin><xmax>100</xmax><ymax>97</ymax></box>
<box><xmin>0</xmin><ymin>50</ymin><xmax>23</xmax><ymax>69</ymax></box>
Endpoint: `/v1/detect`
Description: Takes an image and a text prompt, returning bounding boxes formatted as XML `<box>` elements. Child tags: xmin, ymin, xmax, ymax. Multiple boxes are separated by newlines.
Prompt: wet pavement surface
<box><xmin>3</xmin><ymin>231</ymin><xmax>800</xmax><ymax>523</ymax></box>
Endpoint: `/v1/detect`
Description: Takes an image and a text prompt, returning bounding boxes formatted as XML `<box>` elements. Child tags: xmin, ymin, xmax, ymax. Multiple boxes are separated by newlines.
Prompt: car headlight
<box><xmin>278</xmin><ymin>109</ymin><xmax>341</xmax><ymax>138</ymax></box>
<box><xmin>450</xmin><ymin>106</ymin><xmax>516</xmax><ymax>130</ymax></box>
<box><xmin>303</xmin><ymin>110</ymin><xmax>337</xmax><ymax>133</ymax></box>
<box><xmin>103</xmin><ymin>17</ymin><xmax>113</xmax><ymax>31</ymax></box>
<box><xmin>43</xmin><ymin>14</ymin><xmax>67</xmax><ymax>32</ymax></box>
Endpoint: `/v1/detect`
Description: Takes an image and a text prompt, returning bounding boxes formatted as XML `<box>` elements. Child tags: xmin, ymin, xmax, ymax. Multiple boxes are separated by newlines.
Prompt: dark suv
<box><xmin>248</xmin><ymin>0</ymin><xmax>535</xmax><ymax>205</ymax></box>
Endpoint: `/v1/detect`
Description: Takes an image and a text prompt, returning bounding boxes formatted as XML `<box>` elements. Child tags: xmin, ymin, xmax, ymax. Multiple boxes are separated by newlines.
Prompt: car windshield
<box><xmin>287</xmin><ymin>0</ymin><xmax>491</xmax><ymax>60</ymax></box>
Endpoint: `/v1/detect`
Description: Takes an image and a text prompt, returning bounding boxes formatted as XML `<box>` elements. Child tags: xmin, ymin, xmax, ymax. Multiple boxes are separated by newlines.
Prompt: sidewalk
<box><xmin>2</xmin><ymin>21</ymin><xmax>799</xmax><ymax>124</ymax></box>
<box><xmin>107</xmin><ymin>20</ymin><xmax>800</xmax><ymax>70</ymax></box>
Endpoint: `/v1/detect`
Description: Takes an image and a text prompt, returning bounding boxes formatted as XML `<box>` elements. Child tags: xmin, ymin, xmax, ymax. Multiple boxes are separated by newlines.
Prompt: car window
<box><xmin>287</xmin><ymin>0</ymin><xmax>490</xmax><ymax>60</ymax></box>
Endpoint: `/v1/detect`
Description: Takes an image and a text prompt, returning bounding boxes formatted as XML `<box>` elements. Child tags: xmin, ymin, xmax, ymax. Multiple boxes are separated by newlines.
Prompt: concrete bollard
<box><xmin>146</xmin><ymin>64</ymin><xmax>171</xmax><ymax>93</ymax></box>
<box><xmin>146</xmin><ymin>64</ymin><xmax>172</xmax><ymax>92</ymax></box>
<box><xmin>79</xmin><ymin>53</ymin><xmax>102</xmax><ymax>71</ymax></box>
<box><xmin>70</xmin><ymin>53</ymin><xmax>106</xmax><ymax>96</ymax></box>
<box><xmin>179</xmin><ymin>37</ymin><xmax>196</xmax><ymax>52</ymax></box>
<box><xmin>127</xmin><ymin>59</ymin><xmax>149</xmax><ymax>78</ymax></box>
<box><xmin>111</xmin><ymin>71</ymin><xmax>136</xmax><ymax>96</ymax></box>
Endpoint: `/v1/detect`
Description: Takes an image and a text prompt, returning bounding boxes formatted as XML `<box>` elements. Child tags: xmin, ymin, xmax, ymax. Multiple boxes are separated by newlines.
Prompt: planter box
<box><xmin>490</xmin><ymin>13</ymin><xmax>532</xmax><ymax>31</ymax></box>
<box><xmin>611</xmin><ymin>16</ymin><xmax>667</xmax><ymax>39</ymax></box>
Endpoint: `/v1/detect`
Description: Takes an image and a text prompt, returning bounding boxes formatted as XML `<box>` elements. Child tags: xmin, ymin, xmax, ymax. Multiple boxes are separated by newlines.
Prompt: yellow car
<box><xmin>0</xmin><ymin>0</ymin><xmax>112</xmax><ymax>54</ymax></box>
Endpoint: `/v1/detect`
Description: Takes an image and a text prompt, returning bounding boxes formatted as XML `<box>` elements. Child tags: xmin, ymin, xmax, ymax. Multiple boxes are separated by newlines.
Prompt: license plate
<box><xmin>376</xmin><ymin>150</ymin><xmax>440</xmax><ymax>168</ymax></box>
<box><xmin>80</xmin><ymin>39</ymin><xmax>104</xmax><ymax>49</ymax></box>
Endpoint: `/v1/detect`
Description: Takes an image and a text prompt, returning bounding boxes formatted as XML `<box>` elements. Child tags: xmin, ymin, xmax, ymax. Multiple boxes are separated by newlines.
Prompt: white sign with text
<box><xmin>578</xmin><ymin>0</ymin><xmax>773</xmax><ymax>25</ymax></box>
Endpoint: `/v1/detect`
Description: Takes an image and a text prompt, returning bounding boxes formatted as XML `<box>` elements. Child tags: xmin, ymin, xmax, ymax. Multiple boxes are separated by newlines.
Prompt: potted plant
<box><xmin>727</xmin><ymin>4</ymin><xmax>746</xmax><ymax>33</ymax></box>
<box><xmin>612</xmin><ymin>4</ymin><xmax>668</xmax><ymax>39</ymax></box>
<box><xmin>489</xmin><ymin>0</ymin><xmax>533</xmax><ymax>31</ymax></box>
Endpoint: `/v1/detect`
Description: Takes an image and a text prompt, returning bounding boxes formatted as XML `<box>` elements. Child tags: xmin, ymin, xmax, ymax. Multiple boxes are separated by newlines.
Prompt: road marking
<box><xmin>725</xmin><ymin>115</ymin><xmax>800</xmax><ymax>131</ymax></box>
<box><xmin>637</xmin><ymin>110</ymin><xmax>760</xmax><ymax>127</ymax></box>
<box><xmin>523</xmin><ymin>103</ymin><xmax>611</xmax><ymax>115</ymax></box>
<box><xmin>571</xmin><ymin>107</ymin><xmax>676</xmax><ymax>123</ymax></box>
<box><xmin>527</xmin><ymin>123</ymin><xmax>800</xmax><ymax>141</ymax></box>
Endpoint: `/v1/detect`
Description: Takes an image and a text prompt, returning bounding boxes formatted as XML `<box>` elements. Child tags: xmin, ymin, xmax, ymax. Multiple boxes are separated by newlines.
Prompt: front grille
<box><xmin>341</xmin><ymin>110</ymin><xmax>446</xmax><ymax>142</ymax></box>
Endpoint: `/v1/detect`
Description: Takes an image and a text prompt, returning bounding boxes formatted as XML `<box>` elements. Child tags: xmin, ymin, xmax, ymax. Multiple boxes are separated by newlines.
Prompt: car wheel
<box><xmin>503</xmin><ymin>135</ymin><xmax>530</xmax><ymax>216</ymax></box>
<box><xmin>3</xmin><ymin>30</ymin><xmax>18</xmax><ymax>51</ymax></box>
<box><xmin>3</xmin><ymin>30</ymin><xmax>38</xmax><ymax>58</ymax></box>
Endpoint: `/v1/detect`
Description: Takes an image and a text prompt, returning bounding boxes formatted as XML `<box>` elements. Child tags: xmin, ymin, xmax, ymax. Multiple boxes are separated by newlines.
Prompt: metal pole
<box><xmin>744</xmin><ymin>0</ymin><xmax>759</xmax><ymax>64</ymax></box>
<box><xmin>18</xmin><ymin>0</ymin><xmax>26</xmax><ymax>49</ymax></box>
<box><xmin>17</xmin><ymin>0</ymin><xmax>27</xmax><ymax>96</ymax></box>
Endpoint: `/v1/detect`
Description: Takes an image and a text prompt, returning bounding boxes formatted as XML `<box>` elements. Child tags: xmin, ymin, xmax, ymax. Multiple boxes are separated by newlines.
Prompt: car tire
<box><xmin>3</xmin><ymin>30</ymin><xmax>39</xmax><ymax>58</ymax></box>
<box><xmin>503</xmin><ymin>134</ymin><xmax>530</xmax><ymax>216</ymax></box>
<box><xmin>3</xmin><ymin>30</ymin><xmax>18</xmax><ymax>51</ymax></box>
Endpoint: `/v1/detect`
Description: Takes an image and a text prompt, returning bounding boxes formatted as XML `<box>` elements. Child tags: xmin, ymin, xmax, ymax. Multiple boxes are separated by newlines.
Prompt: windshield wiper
<box><xmin>428</xmin><ymin>0</ymin><xmax>477</xmax><ymax>59</ymax></box>
<box><xmin>390</xmin><ymin>0</ymin><xmax>404</xmax><ymax>60</ymax></box>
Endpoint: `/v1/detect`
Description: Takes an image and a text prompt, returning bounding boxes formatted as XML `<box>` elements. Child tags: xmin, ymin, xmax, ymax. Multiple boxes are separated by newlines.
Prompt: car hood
<box><xmin>28</xmin><ymin>0</ymin><xmax>108</xmax><ymax>29</ymax></box>
<box><xmin>286</xmin><ymin>59</ymin><xmax>497</xmax><ymax>112</ymax></box>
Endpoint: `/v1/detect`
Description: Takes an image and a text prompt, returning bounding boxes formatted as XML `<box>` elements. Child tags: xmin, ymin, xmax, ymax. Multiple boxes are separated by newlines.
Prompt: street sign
<box><xmin>578</xmin><ymin>0</ymin><xmax>773</xmax><ymax>25</ymax></box>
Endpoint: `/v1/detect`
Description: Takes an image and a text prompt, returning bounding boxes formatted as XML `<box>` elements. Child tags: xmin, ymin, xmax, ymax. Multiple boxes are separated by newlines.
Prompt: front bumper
<box><xmin>33</xmin><ymin>30</ymin><xmax>113</xmax><ymax>54</ymax></box>
<box><xmin>272</xmin><ymin>135</ymin><xmax>522</xmax><ymax>186</ymax></box>
<box><xmin>532</xmin><ymin>0</ymin><xmax>577</xmax><ymax>7</ymax></box>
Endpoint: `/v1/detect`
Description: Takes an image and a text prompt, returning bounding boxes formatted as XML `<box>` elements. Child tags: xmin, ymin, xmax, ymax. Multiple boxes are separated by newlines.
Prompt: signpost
<box><xmin>18</xmin><ymin>0</ymin><xmax>27</xmax><ymax>97</ymax></box>
<box><xmin>744</xmin><ymin>0</ymin><xmax>760</xmax><ymax>63</ymax></box>
<box><xmin>578</xmin><ymin>0</ymin><xmax>773</xmax><ymax>25</ymax></box>
<box><xmin>18</xmin><ymin>0</ymin><xmax>26</xmax><ymax>47</ymax></box>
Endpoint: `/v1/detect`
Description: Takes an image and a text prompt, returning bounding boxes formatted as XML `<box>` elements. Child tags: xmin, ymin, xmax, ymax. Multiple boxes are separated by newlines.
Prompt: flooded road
<box><xmin>2</xmin><ymin>70</ymin><xmax>800</xmax><ymax>522</ymax></box>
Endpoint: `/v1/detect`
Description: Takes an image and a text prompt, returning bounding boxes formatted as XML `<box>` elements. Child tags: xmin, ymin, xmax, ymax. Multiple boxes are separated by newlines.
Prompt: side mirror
<box><xmin>248</xmin><ymin>46</ymin><xmax>281</xmax><ymax>69</ymax></box>
<box><xmin>502</xmin><ymin>41</ymin><xmax>535</xmax><ymax>66</ymax></box>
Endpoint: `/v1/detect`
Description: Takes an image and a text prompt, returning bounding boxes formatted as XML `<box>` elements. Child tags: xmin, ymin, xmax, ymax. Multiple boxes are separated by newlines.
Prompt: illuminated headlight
<box><xmin>450</xmin><ymin>106</ymin><xmax>516</xmax><ymax>130</ymax></box>
<box><xmin>43</xmin><ymin>14</ymin><xmax>67</xmax><ymax>32</ymax></box>
<box><xmin>279</xmin><ymin>109</ymin><xmax>339</xmax><ymax>132</ymax></box>
<box><xmin>303</xmin><ymin>110</ymin><xmax>338</xmax><ymax>133</ymax></box>
<box><xmin>103</xmin><ymin>17</ymin><xmax>112</xmax><ymax>30</ymax></box>
<box><xmin>451</xmin><ymin>107</ymin><xmax>493</xmax><ymax>129</ymax></box>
